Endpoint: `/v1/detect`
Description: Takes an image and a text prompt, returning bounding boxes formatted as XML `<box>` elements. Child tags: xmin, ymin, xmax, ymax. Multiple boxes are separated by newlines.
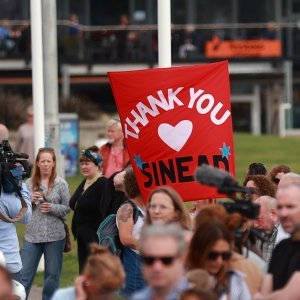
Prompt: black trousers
<box><xmin>76</xmin><ymin>225</ymin><xmax>98</xmax><ymax>273</ymax></box>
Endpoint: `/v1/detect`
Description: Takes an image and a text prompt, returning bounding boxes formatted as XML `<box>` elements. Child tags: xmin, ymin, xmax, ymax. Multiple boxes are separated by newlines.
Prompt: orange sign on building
<box><xmin>206</xmin><ymin>36</ymin><xmax>282</xmax><ymax>58</ymax></box>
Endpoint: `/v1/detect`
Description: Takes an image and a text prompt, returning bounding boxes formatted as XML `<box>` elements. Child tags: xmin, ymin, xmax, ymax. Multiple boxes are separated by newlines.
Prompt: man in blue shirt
<box><xmin>0</xmin><ymin>182</ymin><xmax>32</xmax><ymax>281</ymax></box>
<box><xmin>131</xmin><ymin>224</ymin><xmax>189</xmax><ymax>300</ymax></box>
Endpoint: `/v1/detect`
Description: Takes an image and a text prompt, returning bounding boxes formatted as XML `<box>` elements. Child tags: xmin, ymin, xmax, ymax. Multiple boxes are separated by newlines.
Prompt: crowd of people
<box><xmin>1</xmin><ymin>117</ymin><xmax>300</xmax><ymax>300</ymax></box>
<box><xmin>1</xmin><ymin>15</ymin><xmax>279</xmax><ymax>63</ymax></box>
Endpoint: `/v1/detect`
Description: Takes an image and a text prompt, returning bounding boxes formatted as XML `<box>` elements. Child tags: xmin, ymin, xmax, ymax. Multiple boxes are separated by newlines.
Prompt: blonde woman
<box><xmin>52</xmin><ymin>244</ymin><xmax>125</xmax><ymax>300</ymax></box>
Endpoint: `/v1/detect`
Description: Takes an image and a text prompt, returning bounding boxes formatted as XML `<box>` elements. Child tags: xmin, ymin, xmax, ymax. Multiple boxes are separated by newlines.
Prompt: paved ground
<box><xmin>28</xmin><ymin>286</ymin><xmax>42</xmax><ymax>300</ymax></box>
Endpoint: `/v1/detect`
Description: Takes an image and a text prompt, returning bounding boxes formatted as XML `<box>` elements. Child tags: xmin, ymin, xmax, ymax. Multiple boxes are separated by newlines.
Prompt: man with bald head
<box><xmin>278</xmin><ymin>172</ymin><xmax>300</xmax><ymax>188</ymax></box>
<box><xmin>15</xmin><ymin>105</ymin><xmax>34</xmax><ymax>167</ymax></box>
<box><xmin>253</xmin><ymin>196</ymin><xmax>289</xmax><ymax>265</ymax></box>
<box><xmin>268</xmin><ymin>183</ymin><xmax>300</xmax><ymax>290</ymax></box>
<box><xmin>0</xmin><ymin>123</ymin><xmax>9</xmax><ymax>142</ymax></box>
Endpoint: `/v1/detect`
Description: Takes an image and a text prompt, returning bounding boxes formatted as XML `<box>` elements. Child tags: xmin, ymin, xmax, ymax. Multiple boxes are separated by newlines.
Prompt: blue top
<box><xmin>0</xmin><ymin>183</ymin><xmax>32</xmax><ymax>273</ymax></box>
<box><xmin>51</xmin><ymin>287</ymin><xmax>75</xmax><ymax>300</ymax></box>
<box><xmin>0</xmin><ymin>26</ymin><xmax>10</xmax><ymax>40</ymax></box>
<box><xmin>227</xmin><ymin>270</ymin><xmax>252</xmax><ymax>300</ymax></box>
<box><xmin>131</xmin><ymin>278</ymin><xmax>189</xmax><ymax>300</ymax></box>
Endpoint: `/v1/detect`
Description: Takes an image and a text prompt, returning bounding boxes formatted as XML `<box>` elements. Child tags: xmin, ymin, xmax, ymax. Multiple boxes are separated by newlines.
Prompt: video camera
<box><xmin>0</xmin><ymin>140</ymin><xmax>30</xmax><ymax>192</ymax></box>
<box><xmin>0</xmin><ymin>140</ymin><xmax>30</xmax><ymax>223</ymax></box>
<box><xmin>195</xmin><ymin>164</ymin><xmax>259</xmax><ymax>220</ymax></box>
<box><xmin>195</xmin><ymin>164</ymin><xmax>264</xmax><ymax>252</ymax></box>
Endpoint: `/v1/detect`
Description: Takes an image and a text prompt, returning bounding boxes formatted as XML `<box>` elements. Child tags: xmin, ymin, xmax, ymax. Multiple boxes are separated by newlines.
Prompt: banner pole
<box><xmin>30</xmin><ymin>0</ymin><xmax>45</xmax><ymax>152</ymax></box>
<box><xmin>157</xmin><ymin>0</ymin><xmax>172</xmax><ymax>68</ymax></box>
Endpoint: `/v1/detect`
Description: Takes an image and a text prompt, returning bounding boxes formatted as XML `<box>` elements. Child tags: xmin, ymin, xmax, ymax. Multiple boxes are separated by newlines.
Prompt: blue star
<box><xmin>219</xmin><ymin>142</ymin><xmax>231</xmax><ymax>159</ymax></box>
<box><xmin>133</xmin><ymin>154</ymin><xmax>145</xmax><ymax>170</ymax></box>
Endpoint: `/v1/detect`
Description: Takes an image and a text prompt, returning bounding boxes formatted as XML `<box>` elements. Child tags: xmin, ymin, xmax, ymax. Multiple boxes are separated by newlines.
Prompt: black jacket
<box><xmin>70</xmin><ymin>176</ymin><xmax>108</xmax><ymax>239</ymax></box>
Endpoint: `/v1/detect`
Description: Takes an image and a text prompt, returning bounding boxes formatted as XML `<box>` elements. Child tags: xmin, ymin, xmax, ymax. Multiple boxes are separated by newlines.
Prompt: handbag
<box><xmin>60</xmin><ymin>217</ymin><xmax>72</xmax><ymax>253</ymax></box>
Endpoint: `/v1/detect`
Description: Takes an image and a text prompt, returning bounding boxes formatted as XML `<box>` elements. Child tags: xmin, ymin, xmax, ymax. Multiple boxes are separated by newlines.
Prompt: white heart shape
<box><xmin>158</xmin><ymin>120</ymin><xmax>193</xmax><ymax>152</ymax></box>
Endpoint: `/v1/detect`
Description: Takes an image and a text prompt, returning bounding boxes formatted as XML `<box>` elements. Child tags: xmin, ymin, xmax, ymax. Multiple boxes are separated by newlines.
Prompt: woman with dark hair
<box><xmin>52</xmin><ymin>244</ymin><xmax>125</xmax><ymax>300</ymax></box>
<box><xmin>116</xmin><ymin>167</ymin><xmax>146</xmax><ymax>297</ymax></box>
<box><xmin>145</xmin><ymin>186</ymin><xmax>191</xmax><ymax>231</ymax></box>
<box><xmin>20</xmin><ymin>147</ymin><xmax>70</xmax><ymax>300</ymax></box>
<box><xmin>70</xmin><ymin>146</ymin><xmax>108</xmax><ymax>273</ymax></box>
<box><xmin>246</xmin><ymin>163</ymin><xmax>268</xmax><ymax>177</ymax></box>
<box><xmin>186</xmin><ymin>220</ymin><xmax>251</xmax><ymax>300</ymax></box>
<box><xmin>242</xmin><ymin>163</ymin><xmax>268</xmax><ymax>193</ymax></box>
<box><xmin>243</xmin><ymin>175</ymin><xmax>276</xmax><ymax>201</ymax></box>
<box><xmin>194</xmin><ymin>205</ymin><xmax>263</xmax><ymax>296</ymax></box>
<box><xmin>268</xmin><ymin>164</ymin><xmax>291</xmax><ymax>186</ymax></box>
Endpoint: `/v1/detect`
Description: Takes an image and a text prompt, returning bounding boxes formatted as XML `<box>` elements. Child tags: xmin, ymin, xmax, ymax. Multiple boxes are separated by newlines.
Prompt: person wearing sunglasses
<box><xmin>52</xmin><ymin>243</ymin><xmax>125</xmax><ymax>300</ymax></box>
<box><xmin>69</xmin><ymin>146</ymin><xmax>108</xmax><ymax>273</ymax></box>
<box><xmin>243</xmin><ymin>175</ymin><xmax>276</xmax><ymax>202</ymax></box>
<box><xmin>131</xmin><ymin>224</ymin><xmax>189</xmax><ymax>300</ymax></box>
<box><xmin>268</xmin><ymin>164</ymin><xmax>291</xmax><ymax>186</ymax></box>
<box><xmin>186</xmin><ymin>220</ymin><xmax>251</xmax><ymax>300</ymax></box>
<box><xmin>194</xmin><ymin>205</ymin><xmax>263</xmax><ymax>297</ymax></box>
<box><xmin>20</xmin><ymin>147</ymin><xmax>71</xmax><ymax>300</ymax></box>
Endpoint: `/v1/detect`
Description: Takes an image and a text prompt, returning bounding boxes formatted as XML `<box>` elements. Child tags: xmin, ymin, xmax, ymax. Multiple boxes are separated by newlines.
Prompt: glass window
<box><xmin>231</xmin><ymin>103</ymin><xmax>251</xmax><ymax>132</ymax></box>
<box><xmin>0</xmin><ymin>0</ymin><xmax>22</xmax><ymax>19</ymax></box>
<box><xmin>172</xmin><ymin>0</ymin><xmax>187</xmax><ymax>24</ymax></box>
<box><xmin>90</xmin><ymin>0</ymin><xmax>128</xmax><ymax>25</ymax></box>
<box><xmin>238</xmin><ymin>0</ymin><xmax>274</xmax><ymax>22</ymax></box>
<box><xmin>196</xmin><ymin>0</ymin><xmax>232</xmax><ymax>24</ymax></box>
<box><xmin>293</xmin><ymin>0</ymin><xmax>300</xmax><ymax>13</ymax></box>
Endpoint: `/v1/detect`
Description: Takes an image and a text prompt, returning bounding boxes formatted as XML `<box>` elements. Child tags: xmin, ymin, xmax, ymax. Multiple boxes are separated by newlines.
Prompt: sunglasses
<box><xmin>272</xmin><ymin>178</ymin><xmax>280</xmax><ymax>184</ymax></box>
<box><xmin>141</xmin><ymin>255</ymin><xmax>178</xmax><ymax>266</ymax></box>
<box><xmin>207</xmin><ymin>251</ymin><xmax>232</xmax><ymax>261</ymax></box>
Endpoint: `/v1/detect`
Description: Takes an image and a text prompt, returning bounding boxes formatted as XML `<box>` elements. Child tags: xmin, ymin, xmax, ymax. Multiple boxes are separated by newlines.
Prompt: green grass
<box><xmin>16</xmin><ymin>133</ymin><xmax>300</xmax><ymax>287</ymax></box>
<box><xmin>234</xmin><ymin>133</ymin><xmax>300</xmax><ymax>181</ymax></box>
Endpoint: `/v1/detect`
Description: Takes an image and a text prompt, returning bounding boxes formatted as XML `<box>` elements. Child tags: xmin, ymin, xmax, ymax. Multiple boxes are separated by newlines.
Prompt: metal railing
<box><xmin>1</xmin><ymin>19</ymin><xmax>300</xmax><ymax>63</ymax></box>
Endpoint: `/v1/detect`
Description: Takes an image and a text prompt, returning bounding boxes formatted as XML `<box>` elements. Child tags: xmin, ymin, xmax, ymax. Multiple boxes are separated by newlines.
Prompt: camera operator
<box><xmin>252</xmin><ymin>196</ymin><xmax>289</xmax><ymax>266</ymax></box>
<box><xmin>0</xmin><ymin>124</ymin><xmax>9</xmax><ymax>142</ymax></box>
<box><xmin>0</xmin><ymin>166</ymin><xmax>32</xmax><ymax>281</ymax></box>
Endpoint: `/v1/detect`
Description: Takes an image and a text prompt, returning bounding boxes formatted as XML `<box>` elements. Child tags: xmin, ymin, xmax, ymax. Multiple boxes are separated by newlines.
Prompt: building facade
<box><xmin>0</xmin><ymin>0</ymin><xmax>300</xmax><ymax>134</ymax></box>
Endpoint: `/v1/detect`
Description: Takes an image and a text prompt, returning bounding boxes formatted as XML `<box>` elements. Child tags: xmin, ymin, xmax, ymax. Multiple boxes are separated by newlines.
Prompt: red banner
<box><xmin>108</xmin><ymin>61</ymin><xmax>235</xmax><ymax>202</ymax></box>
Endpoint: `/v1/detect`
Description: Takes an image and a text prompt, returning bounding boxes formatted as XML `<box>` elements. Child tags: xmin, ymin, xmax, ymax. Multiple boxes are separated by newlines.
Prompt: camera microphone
<box><xmin>194</xmin><ymin>164</ymin><xmax>253</xmax><ymax>195</ymax></box>
<box><xmin>195</xmin><ymin>164</ymin><xmax>234</xmax><ymax>187</ymax></box>
<box><xmin>194</xmin><ymin>165</ymin><xmax>259</xmax><ymax>219</ymax></box>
